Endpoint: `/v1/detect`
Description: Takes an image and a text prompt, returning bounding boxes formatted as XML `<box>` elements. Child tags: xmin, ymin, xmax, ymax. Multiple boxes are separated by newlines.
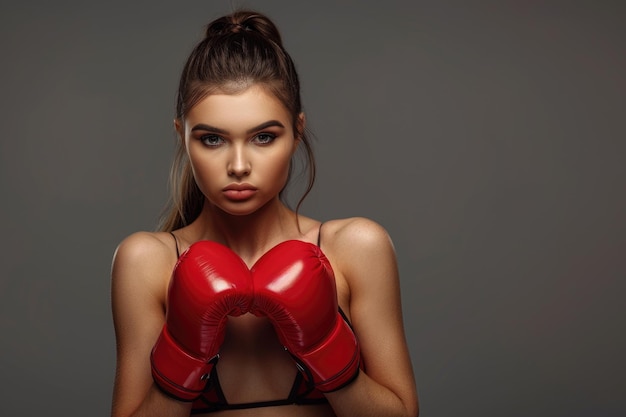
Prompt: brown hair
<box><xmin>159</xmin><ymin>10</ymin><xmax>315</xmax><ymax>231</ymax></box>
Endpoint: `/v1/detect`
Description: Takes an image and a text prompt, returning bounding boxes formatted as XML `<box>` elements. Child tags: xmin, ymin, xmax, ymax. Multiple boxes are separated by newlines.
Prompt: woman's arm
<box><xmin>110</xmin><ymin>232</ymin><xmax>192</xmax><ymax>417</ymax></box>
<box><xmin>324</xmin><ymin>218</ymin><xmax>419</xmax><ymax>417</ymax></box>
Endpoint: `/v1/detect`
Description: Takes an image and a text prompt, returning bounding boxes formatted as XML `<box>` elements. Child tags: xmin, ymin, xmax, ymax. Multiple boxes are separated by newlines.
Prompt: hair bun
<box><xmin>205</xmin><ymin>10</ymin><xmax>283</xmax><ymax>46</ymax></box>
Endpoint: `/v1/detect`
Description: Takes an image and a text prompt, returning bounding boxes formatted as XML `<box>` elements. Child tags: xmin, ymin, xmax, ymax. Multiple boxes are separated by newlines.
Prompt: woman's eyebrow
<box><xmin>190</xmin><ymin>124</ymin><xmax>228</xmax><ymax>134</ymax></box>
<box><xmin>190</xmin><ymin>120</ymin><xmax>286</xmax><ymax>134</ymax></box>
<box><xmin>246</xmin><ymin>120</ymin><xmax>285</xmax><ymax>133</ymax></box>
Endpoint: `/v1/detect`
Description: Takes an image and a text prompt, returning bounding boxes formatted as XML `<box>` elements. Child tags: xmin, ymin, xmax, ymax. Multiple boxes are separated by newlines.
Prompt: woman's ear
<box><xmin>174</xmin><ymin>118</ymin><xmax>185</xmax><ymax>148</ymax></box>
<box><xmin>296</xmin><ymin>112</ymin><xmax>306</xmax><ymax>142</ymax></box>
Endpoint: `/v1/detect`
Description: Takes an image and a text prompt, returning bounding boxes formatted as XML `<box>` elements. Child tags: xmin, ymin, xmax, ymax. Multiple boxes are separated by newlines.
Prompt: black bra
<box><xmin>169</xmin><ymin>224</ymin><xmax>331</xmax><ymax>412</ymax></box>
<box><xmin>191</xmin><ymin>366</ymin><xmax>328</xmax><ymax>413</ymax></box>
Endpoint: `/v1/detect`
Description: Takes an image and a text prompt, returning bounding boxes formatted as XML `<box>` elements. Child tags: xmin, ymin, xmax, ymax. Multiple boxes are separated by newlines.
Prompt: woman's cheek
<box><xmin>190</xmin><ymin>156</ymin><xmax>220</xmax><ymax>199</ymax></box>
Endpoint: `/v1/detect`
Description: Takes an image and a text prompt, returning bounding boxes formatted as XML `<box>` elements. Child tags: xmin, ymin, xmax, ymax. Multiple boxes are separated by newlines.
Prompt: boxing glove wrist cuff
<box><xmin>150</xmin><ymin>325</ymin><xmax>218</xmax><ymax>401</ymax></box>
<box><xmin>298</xmin><ymin>314</ymin><xmax>360</xmax><ymax>392</ymax></box>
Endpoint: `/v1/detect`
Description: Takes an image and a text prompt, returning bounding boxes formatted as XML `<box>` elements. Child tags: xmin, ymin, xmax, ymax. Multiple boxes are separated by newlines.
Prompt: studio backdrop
<box><xmin>1</xmin><ymin>1</ymin><xmax>624</xmax><ymax>416</ymax></box>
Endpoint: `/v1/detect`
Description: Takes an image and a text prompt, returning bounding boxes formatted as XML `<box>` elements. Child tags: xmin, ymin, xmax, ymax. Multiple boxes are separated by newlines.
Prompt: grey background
<box><xmin>1</xmin><ymin>0</ymin><xmax>624</xmax><ymax>416</ymax></box>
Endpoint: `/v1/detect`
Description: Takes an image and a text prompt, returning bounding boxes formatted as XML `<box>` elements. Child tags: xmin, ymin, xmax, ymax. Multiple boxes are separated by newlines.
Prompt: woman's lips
<box><xmin>223</xmin><ymin>184</ymin><xmax>257</xmax><ymax>201</ymax></box>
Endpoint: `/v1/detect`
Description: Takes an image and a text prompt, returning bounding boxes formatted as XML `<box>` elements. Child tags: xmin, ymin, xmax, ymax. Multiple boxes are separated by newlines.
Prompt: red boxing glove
<box><xmin>150</xmin><ymin>241</ymin><xmax>253</xmax><ymax>401</ymax></box>
<box><xmin>250</xmin><ymin>240</ymin><xmax>360</xmax><ymax>392</ymax></box>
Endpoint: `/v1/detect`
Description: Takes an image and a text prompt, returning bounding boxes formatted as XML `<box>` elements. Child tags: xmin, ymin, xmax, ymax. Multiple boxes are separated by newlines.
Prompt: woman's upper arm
<box><xmin>110</xmin><ymin>232</ymin><xmax>172</xmax><ymax>417</ymax></box>
<box><xmin>334</xmin><ymin>218</ymin><xmax>419</xmax><ymax>414</ymax></box>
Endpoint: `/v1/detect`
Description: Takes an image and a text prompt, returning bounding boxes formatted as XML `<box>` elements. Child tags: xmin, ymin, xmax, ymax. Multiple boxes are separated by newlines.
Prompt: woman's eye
<box><xmin>200</xmin><ymin>134</ymin><xmax>224</xmax><ymax>146</ymax></box>
<box><xmin>254</xmin><ymin>133</ymin><xmax>276</xmax><ymax>144</ymax></box>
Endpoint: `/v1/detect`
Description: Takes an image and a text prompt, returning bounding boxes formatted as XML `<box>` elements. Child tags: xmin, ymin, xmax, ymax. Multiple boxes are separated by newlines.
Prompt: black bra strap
<box><xmin>170</xmin><ymin>232</ymin><xmax>180</xmax><ymax>258</ymax></box>
<box><xmin>317</xmin><ymin>222</ymin><xmax>324</xmax><ymax>247</ymax></box>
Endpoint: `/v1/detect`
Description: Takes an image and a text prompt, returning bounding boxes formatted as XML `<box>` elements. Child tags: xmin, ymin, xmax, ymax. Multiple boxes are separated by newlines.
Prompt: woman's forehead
<box><xmin>185</xmin><ymin>85</ymin><xmax>292</xmax><ymax>130</ymax></box>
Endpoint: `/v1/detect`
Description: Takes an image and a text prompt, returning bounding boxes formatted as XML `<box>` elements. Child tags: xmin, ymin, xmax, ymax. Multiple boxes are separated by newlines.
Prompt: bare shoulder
<box><xmin>322</xmin><ymin>217</ymin><xmax>395</xmax><ymax>255</ymax></box>
<box><xmin>113</xmin><ymin>231</ymin><xmax>175</xmax><ymax>270</ymax></box>
<box><xmin>321</xmin><ymin>217</ymin><xmax>397</xmax><ymax>284</ymax></box>
<box><xmin>111</xmin><ymin>231</ymin><xmax>177</xmax><ymax>300</ymax></box>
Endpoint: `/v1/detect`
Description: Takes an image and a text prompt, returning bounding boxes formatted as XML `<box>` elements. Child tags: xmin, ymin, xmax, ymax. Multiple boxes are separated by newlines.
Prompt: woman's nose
<box><xmin>227</xmin><ymin>146</ymin><xmax>251</xmax><ymax>177</ymax></box>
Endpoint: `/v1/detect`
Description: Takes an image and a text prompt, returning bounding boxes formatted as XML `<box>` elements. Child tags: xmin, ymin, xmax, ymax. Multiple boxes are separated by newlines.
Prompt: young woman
<box><xmin>110</xmin><ymin>9</ymin><xmax>418</xmax><ymax>417</ymax></box>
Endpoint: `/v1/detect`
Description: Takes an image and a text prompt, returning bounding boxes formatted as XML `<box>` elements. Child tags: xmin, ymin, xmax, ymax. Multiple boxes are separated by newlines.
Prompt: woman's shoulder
<box><xmin>320</xmin><ymin>217</ymin><xmax>396</xmax><ymax>270</ymax></box>
<box><xmin>111</xmin><ymin>231</ymin><xmax>177</xmax><ymax>287</ymax></box>
<box><xmin>113</xmin><ymin>231</ymin><xmax>175</xmax><ymax>263</ymax></box>
<box><xmin>321</xmin><ymin>217</ymin><xmax>393</xmax><ymax>249</ymax></box>
<box><xmin>320</xmin><ymin>217</ymin><xmax>398</xmax><ymax>298</ymax></box>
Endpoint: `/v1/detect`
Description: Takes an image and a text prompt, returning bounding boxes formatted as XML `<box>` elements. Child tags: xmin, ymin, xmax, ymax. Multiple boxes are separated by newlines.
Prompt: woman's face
<box><xmin>179</xmin><ymin>84</ymin><xmax>301</xmax><ymax>216</ymax></box>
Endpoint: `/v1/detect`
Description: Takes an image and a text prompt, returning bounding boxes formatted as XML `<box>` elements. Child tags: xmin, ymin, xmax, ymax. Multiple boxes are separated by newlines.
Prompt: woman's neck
<box><xmin>188</xmin><ymin>198</ymin><xmax>302</xmax><ymax>265</ymax></box>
